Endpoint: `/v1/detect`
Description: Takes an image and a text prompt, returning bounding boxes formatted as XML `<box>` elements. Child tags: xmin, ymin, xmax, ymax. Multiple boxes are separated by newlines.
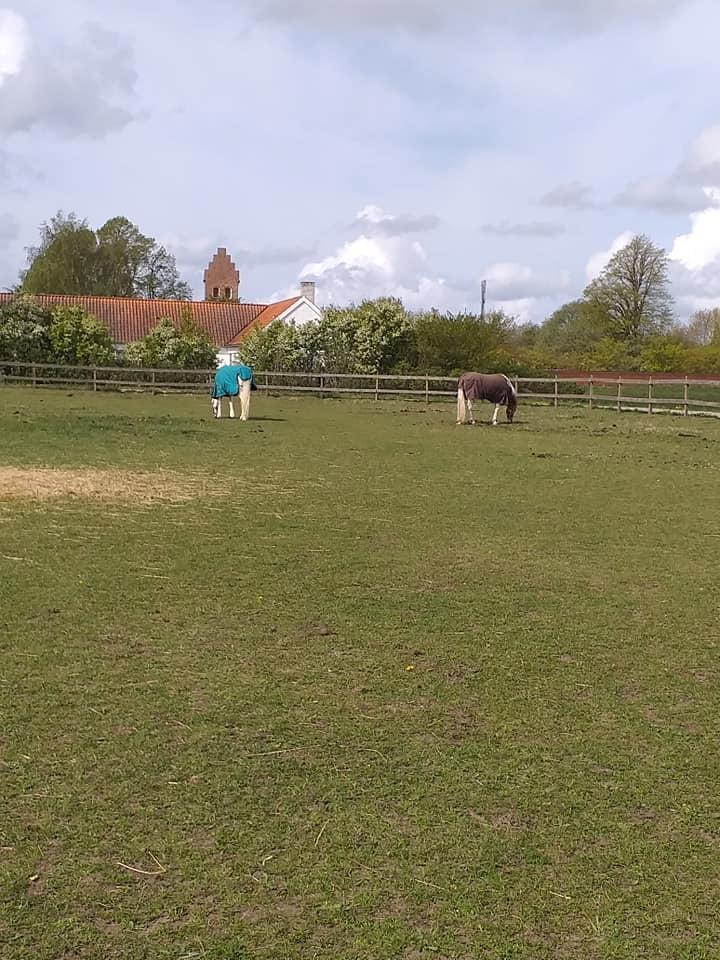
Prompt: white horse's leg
<box><xmin>492</xmin><ymin>403</ymin><xmax>500</xmax><ymax>425</ymax></box>
<box><xmin>214</xmin><ymin>398</ymin><xmax>223</xmax><ymax>418</ymax></box>
<box><xmin>229</xmin><ymin>398</ymin><xmax>236</xmax><ymax>419</ymax></box>
<box><xmin>239</xmin><ymin>378</ymin><xmax>251</xmax><ymax>421</ymax></box>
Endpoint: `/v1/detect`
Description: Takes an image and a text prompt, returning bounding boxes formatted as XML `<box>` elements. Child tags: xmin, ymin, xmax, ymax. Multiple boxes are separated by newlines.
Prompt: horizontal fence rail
<box><xmin>2</xmin><ymin>361</ymin><xmax>720</xmax><ymax>418</ymax></box>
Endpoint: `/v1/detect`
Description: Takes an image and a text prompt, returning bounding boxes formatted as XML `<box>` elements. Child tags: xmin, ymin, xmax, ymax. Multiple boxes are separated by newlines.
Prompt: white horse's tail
<box><xmin>504</xmin><ymin>375</ymin><xmax>518</xmax><ymax>420</ymax></box>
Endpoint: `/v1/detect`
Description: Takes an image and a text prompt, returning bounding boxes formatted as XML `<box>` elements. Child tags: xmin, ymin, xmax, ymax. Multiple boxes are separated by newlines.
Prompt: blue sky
<box><xmin>2</xmin><ymin>0</ymin><xmax>720</xmax><ymax>321</ymax></box>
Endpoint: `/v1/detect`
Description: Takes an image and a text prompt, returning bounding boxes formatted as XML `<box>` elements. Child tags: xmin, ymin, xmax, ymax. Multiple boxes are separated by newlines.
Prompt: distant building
<box><xmin>0</xmin><ymin>247</ymin><xmax>322</xmax><ymax>365</ymax></box>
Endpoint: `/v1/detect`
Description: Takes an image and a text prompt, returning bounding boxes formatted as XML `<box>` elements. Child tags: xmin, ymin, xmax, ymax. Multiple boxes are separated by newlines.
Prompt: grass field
<box><xmin>2</xmin><ymin>387</ymin><xmax>720</xmax><ymax>960</ymax></box>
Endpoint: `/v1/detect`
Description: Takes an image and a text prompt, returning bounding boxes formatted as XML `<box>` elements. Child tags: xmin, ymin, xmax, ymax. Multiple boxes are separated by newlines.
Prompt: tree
<box><xmin>684</xmin><ymin>308</ymin><xmax>720</xmax><ymax>346</ymax></box>
<box><xmin>413</xmin><ymin>309</ymin><xmax>513</xmax><ymax>375</ymax></box>
<box><xmin>125</xmin><ymin>308</ymin><xmax>216</xmax><ymax>368</ymax></box>
<box><xmin>49</xmin><ymin>306</ymin><xmax>115</xmax><ymax>366</ymax></box>
<box><xmin>638</xmin><ymin>336</ymin><xmax>688</xmax><ymax>373</ymax></box>
<box><xmin>300</xmin><ymin>298</ymin><xmax>415</xmax><ymax>374</ymax></box>
<box><xmin>0</xmin><ymin>294</ymin><xmax>54</xmax><ymax>362</ymax></box>
<box><xmin>240</xmin><ymin>321</ymin><xmax>311</xmax><ymax>372</ymax></box>
<box><xmin>537</xmin><ymin>299</ymin><xmax>610</xmax><ymax>360</ymax></box>
<box><xmin>21</xmin><ymin>211</ymin><xmax>191</xmax><ymax>300</ymax></box>
<box><xmin>580</xmin><ymin>337</ymin><xmax>637</xmax><ymax>372</ymax></box>
<box><xmin>21</xmin><ymin>213</ymin><xmax>99</xmax><ymax>296</ymax></box>
<box><xmin>583</xmin><ymin>234</ymin><xmax>674</xmax><ymax>342</ymax></box>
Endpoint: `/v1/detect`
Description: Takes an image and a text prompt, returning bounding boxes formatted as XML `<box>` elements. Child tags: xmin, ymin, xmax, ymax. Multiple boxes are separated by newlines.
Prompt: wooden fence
<box><xmin>2</xmin><ymin>361</ymin><xmax>720</xmax><ymax>418</ymax></box>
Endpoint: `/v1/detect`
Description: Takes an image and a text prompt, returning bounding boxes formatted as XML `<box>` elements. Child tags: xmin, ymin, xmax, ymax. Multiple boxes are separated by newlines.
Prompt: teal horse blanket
<box><xmin>212</xmin><ymin>364</ymin><xmax>255</xmax><ymax>399</ymax></box>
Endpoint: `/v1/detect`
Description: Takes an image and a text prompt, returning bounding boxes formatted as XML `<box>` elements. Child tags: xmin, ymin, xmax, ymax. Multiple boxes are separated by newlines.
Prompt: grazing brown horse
<box><xmin>456</xmin><ymin>373</ymin><xmax>518</xmax><ymax>425</ymax></box>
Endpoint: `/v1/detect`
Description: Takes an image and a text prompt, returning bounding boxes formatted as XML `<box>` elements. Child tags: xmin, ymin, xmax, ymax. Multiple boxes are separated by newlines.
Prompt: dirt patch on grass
<box><xmin>0</xmin><ymin>467</ymin><xmax>209</xmax><ymax>503</ymax></box>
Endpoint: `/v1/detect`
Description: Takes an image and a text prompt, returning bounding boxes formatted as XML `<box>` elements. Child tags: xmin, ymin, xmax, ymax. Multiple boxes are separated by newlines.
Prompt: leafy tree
<box><xmin>343</xmin><ymin>297</ymin><xmax>415</xmax><ymax>373</ymax></box>
<box><xmin>583</xmin><ymin>234</ymin><xmax>674</xmax><ymax>342</ymax></box>
<box><xmin>307</xmin><ymin>298</ymin><xmax>414</xmax><ymax>373</ymax></box>
<box><xmin>21</xmin><ymin>211</ymin><xmax>191</xmax><ymax>300</ymax></box>
<box><xmin>684</xmin><ymin>308</ymin><xmax>720</xmax><ymax>346</ymax></box>
<box><xmin>239</xmin><ymin>321</ymin><xmax>311</xmax><ymax>372</ymax></box>
<box><xmin>21</xmin><ymin>213</ymin><xmax>99</xmax><ymax>295</ymax></box>
<box><xmin>0</xmin><ymin>294</ymin><xmax>54</xmax><ymax>362</ymax></box>
<box><xmin>638</xmin><ymin>337</ymin><xmax>689</xmax><ymax>373</ymax></box>
<box><xmin>537</xmin><ymin>299</ymin><xmax>610</xmax><ymax>360</ymax></box>
<box><xmin>580</xmin><ymin>337</ymin><xmax>637</xmax><ymax>371</ymax></box>
<box><xmin>124</xmin><ymin>308</ymin><xmax>216</xmax><ymax>368</ymax></box>
<box><xmin>413</xmin><ymin>309</ymin><xmax>512</xmax><ymax>375</ymax></box>
<box><xmin>684</xmin><ymin>345</ymin><xmax>720</xmax><ymax>374</ymax></box>
<box><xmin>49</xmin><ymin>306</ymin><xmax>115</xmax><ymax>366</ymax></box>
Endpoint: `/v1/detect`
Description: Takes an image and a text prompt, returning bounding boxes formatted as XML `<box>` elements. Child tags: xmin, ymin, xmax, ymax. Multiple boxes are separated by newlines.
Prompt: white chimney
<box><xmin>300</xmin><ymin>280</ymin><xmax>316</xmax><ymax>304</ymax></box>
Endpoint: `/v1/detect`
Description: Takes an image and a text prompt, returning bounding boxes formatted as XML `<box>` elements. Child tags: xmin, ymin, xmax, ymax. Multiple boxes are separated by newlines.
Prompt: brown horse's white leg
<box><xmin>492</xmin><ymin>404</ymin><xmax>500</xmax><ymax>425</ymax></box>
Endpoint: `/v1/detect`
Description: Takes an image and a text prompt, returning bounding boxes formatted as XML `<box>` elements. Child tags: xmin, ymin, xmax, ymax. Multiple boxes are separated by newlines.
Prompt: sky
<box><xmin>2</xmin><ymin>0</ymin><xmax>720</xmax><ymax>323</ymax></box>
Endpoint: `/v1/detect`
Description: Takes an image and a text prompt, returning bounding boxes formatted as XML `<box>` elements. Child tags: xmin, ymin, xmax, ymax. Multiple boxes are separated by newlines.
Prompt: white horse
<box><xmin>211</xmin><ymin>363</ymin><xmax>256</xmax><ymax>420</ymax></box>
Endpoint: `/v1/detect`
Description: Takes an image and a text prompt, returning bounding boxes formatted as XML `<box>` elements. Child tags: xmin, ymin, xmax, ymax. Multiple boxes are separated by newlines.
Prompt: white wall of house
<box><xmin>287</xmin><ymin>298</ymin><xmax>322</xmax><ymax>327</ymax></box>
<box><xmin>218</xmin><ymin>296</ymin><xmax>323</xmax><ymax>366</ymax></box>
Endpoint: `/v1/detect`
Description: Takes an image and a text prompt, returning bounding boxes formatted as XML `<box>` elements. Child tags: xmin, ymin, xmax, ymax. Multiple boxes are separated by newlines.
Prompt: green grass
<box><xmin>2</xmin><ymin>387</ymin><xmax>720</xmax><ymax>960</ymax></box>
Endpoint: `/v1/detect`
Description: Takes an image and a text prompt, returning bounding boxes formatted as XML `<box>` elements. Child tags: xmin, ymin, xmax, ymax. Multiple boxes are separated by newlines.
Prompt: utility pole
<box><xmin>480</xmin><ymin>280</ymin><xmax>487</xmax><ymax>322</ymax></box>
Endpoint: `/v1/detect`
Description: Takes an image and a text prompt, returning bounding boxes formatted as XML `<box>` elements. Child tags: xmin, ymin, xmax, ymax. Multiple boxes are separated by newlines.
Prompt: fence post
<box><xmin>151</xmin><ymin>369</ymin><xmax>156</xmax><ymax>396</ymax></box>
<box><xmin>425</xmin><ymin>375</ymin><xmax>429</xmax><ymax>407</ymax></box>
<box><xmin>31</xmin><ymin>363</ymin><xmax>36</xmax><ymax>387</ymax></box>
<box><xmin>375</xmin><ymin>373</ymin><xmax>379</xmax><ymax>401</ymax></box>
<box><xmin>93</xmin><ymin>367</ymin><xmax>97</xmax><ymax>392</ymax></box>
<box><xmin>588</xmin><ymin>376</ymin><xmax>594</xmax><ymax>411</ymax></box>
<box><xmin>616</xmin><ymin>377</ymin><xmax>622</xmax><ymax>412</ymax></box>
<box><xmin>683</xmin><ymin>376</ymin><xmax>689</xmax><ymax>417</ymax></box>
<box><xmin>648</xmin><ymin>376</ymin><xmax>653</xmax><ymax>415</ymax></box>
<box><xmin>553</xmin><ymin>376</ymin><xmax>558</xmax><ymax>408</ymax></box>
<box><xmin>320</xmin><ymin>373</ymin><xmax>325</xmax><ymax>399</ymax></box>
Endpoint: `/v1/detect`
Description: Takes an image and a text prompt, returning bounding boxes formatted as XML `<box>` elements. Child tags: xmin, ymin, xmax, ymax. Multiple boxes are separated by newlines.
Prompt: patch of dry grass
<box><xmin>0</xmin><ymin>466</ymin><xmax>208</xmax><ymax>503</ymax></box>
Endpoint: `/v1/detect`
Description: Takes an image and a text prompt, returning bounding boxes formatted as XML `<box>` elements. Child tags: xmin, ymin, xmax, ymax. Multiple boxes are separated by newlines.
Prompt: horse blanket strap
<box><xmin>459</xmin><ymin>373</ymin><xmax>513</xmax><ymax>405</ymax></box>
<box><xmin>212</xmin><ymin>364</ymin><xmax>254</xmax><ymax>398</ymax></box>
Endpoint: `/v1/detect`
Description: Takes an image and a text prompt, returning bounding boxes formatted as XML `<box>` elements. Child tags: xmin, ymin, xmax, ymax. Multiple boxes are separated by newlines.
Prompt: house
<box><xmin>0</xmin><ymin>247</ymin><xmax>322</xmax><ymax>365</ymax></box>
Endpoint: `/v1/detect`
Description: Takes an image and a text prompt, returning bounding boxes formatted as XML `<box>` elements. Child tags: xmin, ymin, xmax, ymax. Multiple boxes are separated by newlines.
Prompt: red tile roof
<box><xmin>0</xmin><ymin>293</ymin><xmax>303</xmax><ymax>347</ymax></box>
<box><xmin>227</xmin><ymin>297</ymin><xmax>304</xmax><ymax>345</ymax></box>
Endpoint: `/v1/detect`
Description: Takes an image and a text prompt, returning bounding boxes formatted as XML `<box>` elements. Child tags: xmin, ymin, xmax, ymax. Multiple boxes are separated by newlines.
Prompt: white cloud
<box><xmin>615</xmin><ymin>175</ymin><xmax>709</xmax><ymax>214</ymax></box>
<box><xmin>680</xmin><ymin>124</ymin><xmax>720</xmax><ymax>186</ymax></box>
<box><xmin>0</xmin><ymin>9</ymin><xmax>26</xmax><ymax>86</ymax></box>
<box><xmin>585</xmin><ymin>231</ymin><xmax>634</xmax><ymax>281</ymax></box>
<box><xmin>287</xmin><ymin>212</ymin><xmax>569</xmax><ymax>322</ymax></box>
<box><xmin>353</xmin><ymin>204</ymin><xmax>440</xmax><ymax>236</ymax></box>
<box><xmin>670</xmin><ymin>190</ymin><xmax>720</xmax><ymax>271</ymax></box>
<box><xmin>296</xmin><ymin>232</ymin><xmax>452</xmax><ymax>310</ymax></box>
<box><xmin>484</xmin><ymin>261</ymin><xmax>569</xmax><ymax>299</ymax></box>
<box><xmin>615</xmin><ymin>124</ymin><xmax>720</xmax><ymax>214</ymax></box>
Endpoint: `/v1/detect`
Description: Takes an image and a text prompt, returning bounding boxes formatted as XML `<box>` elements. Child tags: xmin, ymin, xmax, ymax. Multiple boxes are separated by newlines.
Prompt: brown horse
<box><xmin>456</xmin><ymin>373</ymin><xmax>518</xmax><ymax>425</ymax></box>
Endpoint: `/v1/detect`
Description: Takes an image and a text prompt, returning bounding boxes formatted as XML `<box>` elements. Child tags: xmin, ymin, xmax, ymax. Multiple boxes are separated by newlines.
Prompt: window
<box><xmin>212</xmin><ymin>287</ymin><xmax>219</xmax><ymax>298</ymax></box>
<box><xmin>225</xmin><ymin>287</ymin><xmax>232</xmax><ymax>299</ymax></box>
